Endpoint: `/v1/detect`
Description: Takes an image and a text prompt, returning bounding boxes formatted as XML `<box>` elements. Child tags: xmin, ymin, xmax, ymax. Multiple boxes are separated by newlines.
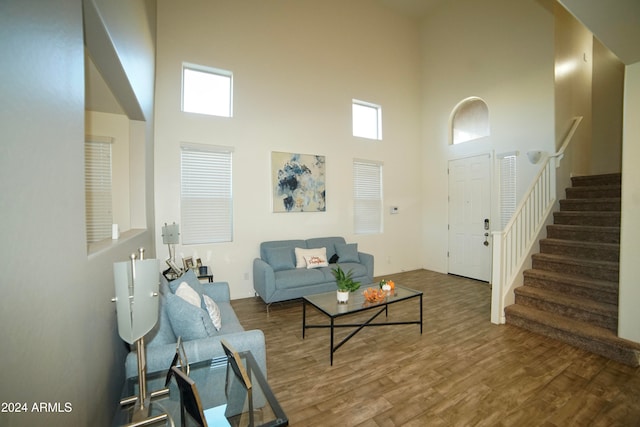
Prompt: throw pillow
<box><xmin>168</xmin><ymin>269</ymin><xmax>207</xmax><ymax>309</ymax></box>
<box><xmin>335</xmin><ymin>243</ymin><xmax>360</xmax><ymax>263</ymax></box>
<box><xmin>175</xmin><ymin>282</ymin><xmax>201</xmax><ymax>308</ymax></box>
<box><xmin>203</xmin><ymin>295</ymin><xmax>222</xmax><ymax>331</ymax></box>
<box><xmin>295</xmin><ymin>247</ymin><xmax>327</xmax><ymax>268</ymax></box>
<box><xmin>264</xmin><ymin>246</ymin><xmax>295</xmax><ymax>271</ymax></box>
<box><xmin>304</xmin><ymin>254</ymin><xmax>329</xmax><ymax>269</ymax></box>
<box><xmin>329</xmin><ymin>253</ymin><xmax>339</xmax><ymax>264</ymax></box>
<box><xmin>165</xmin><ymin>292</ymin><xmax>217</xmax><ymax>341</ymax></box>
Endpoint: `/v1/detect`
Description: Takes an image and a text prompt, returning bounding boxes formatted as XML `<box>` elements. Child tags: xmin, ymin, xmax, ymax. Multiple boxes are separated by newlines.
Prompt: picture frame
<box><xmin>271</xmin><ymin>151</ymin><xmax>326</xmax><ymax>213</ymax></box>
<box><xmin>183</xmin><ymin>256</ymin><xmax>194</xmax><ymax>271</ymax></box>
<box><xmin>221</xmin><ymin>339</ymin><xmax>252</xmax><ymax>390</ymax></box>
<box><xmin>170</xmin><ymin>366</ymin><xmax>208</xmax><ymax>427</ymax></box>
<box><xmin>196</xmin><ymin>258</ymin><xmax>203</xmax><ymax>268</ymax></box>
<box><xmin>166</xmin><ymin>259</ymin><xmax>182</xmax><ymax>276</ymax></box>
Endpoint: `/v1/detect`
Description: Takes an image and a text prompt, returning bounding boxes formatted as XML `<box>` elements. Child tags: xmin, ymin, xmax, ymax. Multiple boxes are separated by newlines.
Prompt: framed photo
<box><xmin>221</xmin><ymin>339</ymin><xmax>252</xmax><ymax>390</ymax></box>
<box><xmin>271</xmin><ymin>151</ymin><xmax>326</xmax><ymax>212</ymax></box>
<box><xmin>183</xmin><ymin>257</ymin><xmax>194</xmax><ymax>271</ymax></box>
<box><xmin>166</xmin><ymin>259</ymin><xmax>182</xmax><ymax>276</ymax></box>
<box><xmin>196</xmin><ymin>258</ymin><xmax>203</xmax><ymax>268</ymax></box>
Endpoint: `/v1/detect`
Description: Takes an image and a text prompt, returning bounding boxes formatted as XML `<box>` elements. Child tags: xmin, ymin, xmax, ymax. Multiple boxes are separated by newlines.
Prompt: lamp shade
<box><xmin>162</xmin><ymin>223</ymin><xmax>180</xmax><ymax>245</ymax></box>
<box><xmin>113</xmin><ymin>258</ymin><xmax>160</xmax><ymax>345</ymax></box>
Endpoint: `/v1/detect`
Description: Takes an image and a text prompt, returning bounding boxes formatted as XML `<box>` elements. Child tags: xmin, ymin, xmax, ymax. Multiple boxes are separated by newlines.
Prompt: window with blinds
<box><xmin>500</xmin><ymin>155</ymin><xmax>517</xmax><ymax>229</ymax></box>
<box><xmin>180</xmin><ymin>143</ymin><xmax>233</xmax><ymax>244</ymax></box>
<box><xmin>85</xmin><ymin>138</ymin><xmax>113</xmax><ymax>244</ymax></box>
<box><xmin>353</xmin><ymin>160</ymin><xmax>383</xmax><ymax>234</ymax></box>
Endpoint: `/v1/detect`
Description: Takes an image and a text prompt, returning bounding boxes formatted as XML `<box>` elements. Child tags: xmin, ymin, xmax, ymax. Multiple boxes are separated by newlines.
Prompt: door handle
<box><xmin>483</xmin><ymin>232</ymin><xmax>489</xmax><ymax>246</ymax></box>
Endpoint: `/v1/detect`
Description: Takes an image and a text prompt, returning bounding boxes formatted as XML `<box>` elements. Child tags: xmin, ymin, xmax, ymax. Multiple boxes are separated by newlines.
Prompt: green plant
<box><xmin>331</xmin><ymin>265</ymin><xmax>361</xmax><ymax>292</ymax></box>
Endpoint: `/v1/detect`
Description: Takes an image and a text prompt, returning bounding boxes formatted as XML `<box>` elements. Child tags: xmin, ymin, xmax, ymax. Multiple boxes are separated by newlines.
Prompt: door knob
<box><xmin>483</xmin><ymin>232</ymin><xmax>489</xmax><ymax>246</ymax></box>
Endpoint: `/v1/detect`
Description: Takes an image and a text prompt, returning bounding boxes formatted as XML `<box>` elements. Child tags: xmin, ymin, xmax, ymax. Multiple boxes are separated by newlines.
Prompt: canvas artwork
<box><xmin>272</xmin><ymin>151</ymin><xmax>326</xmax><ymax>212</ymax></box>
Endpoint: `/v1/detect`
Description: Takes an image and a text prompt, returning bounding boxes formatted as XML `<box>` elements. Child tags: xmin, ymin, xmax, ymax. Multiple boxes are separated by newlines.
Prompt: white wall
<box><xmin>618</xmin><ymin>61</ymin><xmax>640</xmax><ymax>343</ymax></box>
<box><xmin>419</xmin><ymin>0</ymin><xmax>556</xmax><ymax>274</ymax></box>
<box><xmin>154</xmin><ymin>0</ymin><xmax>423</xmax><ymax>298</ymax></box>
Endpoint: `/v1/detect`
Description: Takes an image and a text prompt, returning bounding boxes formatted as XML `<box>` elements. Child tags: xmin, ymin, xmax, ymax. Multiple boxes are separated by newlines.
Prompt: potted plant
<box><xmin>332</xmin><ymin>265</ymin><xmax>360</xmax><ymax>303</ymax></box>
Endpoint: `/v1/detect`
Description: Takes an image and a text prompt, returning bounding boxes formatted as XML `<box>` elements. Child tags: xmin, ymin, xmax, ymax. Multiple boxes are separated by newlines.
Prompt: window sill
<box><xmin>87</xmin><ymin>228</ymin><xmax>146</xmax><ymax>259</ymax></box>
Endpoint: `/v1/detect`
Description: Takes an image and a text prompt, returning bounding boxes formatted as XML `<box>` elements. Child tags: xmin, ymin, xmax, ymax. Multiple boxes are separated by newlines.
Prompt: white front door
<box><xmin>448</xmin><ymin>154</ymin><xmax>492</xmax><ymax>282</ymax></box>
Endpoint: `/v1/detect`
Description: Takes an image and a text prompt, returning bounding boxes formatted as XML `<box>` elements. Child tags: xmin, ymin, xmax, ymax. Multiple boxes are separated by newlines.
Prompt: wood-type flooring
<box><xmin>230</xmin><ymin>269</ymin><xmax>640</xmax><ymax>426</ymax></box>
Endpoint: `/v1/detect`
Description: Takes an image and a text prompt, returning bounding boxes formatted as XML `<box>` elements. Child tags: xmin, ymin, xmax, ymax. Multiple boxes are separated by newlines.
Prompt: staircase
<box><xmin>505</xmin><ymin>173</ymin><xmax>640</xmax><ymax>366</ymax></box>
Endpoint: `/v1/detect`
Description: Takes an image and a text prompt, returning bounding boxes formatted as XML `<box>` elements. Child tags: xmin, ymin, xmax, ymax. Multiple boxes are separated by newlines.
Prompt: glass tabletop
<box><xmin>114</xmin><ymin>351</ymin><xmax>287</xmax><ymax>427</ymax></box>
<box><xmin>303</xmin><ymin>285</ymin><xmax>422</xmax><ymax>318</ymax></box>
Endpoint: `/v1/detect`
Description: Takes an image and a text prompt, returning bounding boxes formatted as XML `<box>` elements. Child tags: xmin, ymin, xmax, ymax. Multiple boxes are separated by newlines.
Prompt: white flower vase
<box><xmin>337</xmin><ymin>290</ymin><xmax>349</xmax><ymax>304</ymax></box>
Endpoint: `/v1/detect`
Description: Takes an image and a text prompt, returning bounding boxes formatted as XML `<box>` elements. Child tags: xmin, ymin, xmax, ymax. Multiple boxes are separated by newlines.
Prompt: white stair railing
<box><xmin>491</xmin><ymin>117</ymin><xmax>583</xmax><ymax>324</ymax></box>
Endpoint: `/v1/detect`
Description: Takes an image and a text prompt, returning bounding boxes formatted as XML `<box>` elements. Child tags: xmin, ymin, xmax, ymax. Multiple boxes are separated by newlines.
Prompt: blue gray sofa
<box><xmin>253</xmin><ymin>236</ymin><xmax>374</xmax><ymax>304</ymax></box>
<box><xmin>125</xmin><ymin>269</ymin><xmax>266</xmax><ymax>379</ymax></box>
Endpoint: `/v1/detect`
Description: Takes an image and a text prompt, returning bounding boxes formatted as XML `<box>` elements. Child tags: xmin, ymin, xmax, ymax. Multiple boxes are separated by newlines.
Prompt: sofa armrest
<box><xmin>253</xmin><ymin>258</ymin><xmax>276</xmax><ymax>303</ymax></box>
<box><xmin>358</xmin><ymin>252</ymin><xmax>374</xmax><ymax>282</ymax></box>
<box><xmin>126</xmin><ymin>329</ymin><xmax>267</xmax><ymax>379</ymax></box>
<box><xmin>202</xmin><ymin>281</ymin><xmax>230</xmax><ymax>302</ymax></box>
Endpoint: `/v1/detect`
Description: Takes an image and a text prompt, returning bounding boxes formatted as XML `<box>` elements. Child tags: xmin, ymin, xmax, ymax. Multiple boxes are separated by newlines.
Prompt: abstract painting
<box><xmin>271</xmin><ymin>151</ymin><xmax>326</xmax><ymax>212</ymax></box>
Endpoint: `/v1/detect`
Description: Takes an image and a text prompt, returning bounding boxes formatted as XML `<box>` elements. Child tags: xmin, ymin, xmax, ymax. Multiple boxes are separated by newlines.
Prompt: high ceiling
<box><xmin>86</xmin><ymin>1</ymin><xmax>640</xmax><ymax>115</ymax></box>
<box><xmin>558</xmin><ymin>0</ymin><xmax>640</xmax><ymax>65</ymax></box>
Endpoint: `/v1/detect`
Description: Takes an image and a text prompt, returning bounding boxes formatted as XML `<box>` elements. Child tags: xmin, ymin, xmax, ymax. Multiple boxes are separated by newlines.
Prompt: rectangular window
<box><xmin>182</xmin><ymin>63</ymin><xmax>233</xmax><ymax>117</ymax></box>
<box><xmin>181</xmin><ymin>143</ymin><xmax>233</xmax><ymax>244</ymax></box>
<box><xmin>500</xmin><ymin>155</ymin><xmax>517</xmax><ymax>229</ymax></box>
<box><xmin>85</xmin><ymin>137</ymin><xmax>113</xmax><ymax>244</ymax></box>
<box><xmin>353</xmin><ymin>160</ymin><xmax>383</xmax><ymax>234</ymax></box>
<box><xmin>352</xmin><ymin>100</ymin><xmax>382</xmax><ymax>140</ymax></box>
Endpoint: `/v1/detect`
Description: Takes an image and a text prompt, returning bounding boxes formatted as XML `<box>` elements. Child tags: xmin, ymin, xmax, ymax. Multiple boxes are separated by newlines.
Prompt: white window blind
<box><xmin>353</xmin><ymin>160</ymin><xmax>383</xmax><ymax>234</ymax></box>
<box><xmin>181</xmin><ymin>143</ymin><xmax>233</xmax><ymax>244</ymax></box>
<box><xmin>500</xmin><ymin>155</ymin><xmax>516</xmax><ymax>229</ymax></box>
<box><xmin>85</xmin><ymin>138</ymin><xmax>113</xmax><ymax>244</ymax></box>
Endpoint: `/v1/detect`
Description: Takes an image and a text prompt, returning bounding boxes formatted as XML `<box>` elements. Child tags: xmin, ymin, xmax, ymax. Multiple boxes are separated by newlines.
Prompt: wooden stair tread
<box><xmin>532</xmin><ymin>252</ymin><xmax>618</xmax><ymax>269</ymax></box>
<box><xmin>515</xmin><ymin>285</ymin><xmax>617</xmax><ymax>315</ymax></box>
<box><xmin>523</xmin><ymin>268</ymin><xmax>618</xmax><ymax>293</ymax></box>
<box><xmin>505</xmin><ymin>304</ymin><xmax>640</xmax><ymax>351</ymax></box>
<box><xmin>547</xmin><ymin>224</ymin><xmax>620</xmax><ymax>232</ymax></box>
<box><xmin>541</xmin><ymin>238</ymin><xmax>619</xmax><ymax>250</ymax></box>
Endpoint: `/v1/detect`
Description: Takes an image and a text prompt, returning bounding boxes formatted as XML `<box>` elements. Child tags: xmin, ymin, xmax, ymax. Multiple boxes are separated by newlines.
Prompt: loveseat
<box><xmin>124</xmin><ymin>269</ymin><xmax>266</xmax><ymax>379</ymax></box>
<box><xmin>253</xmin><ymin>236</ymin><xmax>374</xmax><ymax>304</ymax></box>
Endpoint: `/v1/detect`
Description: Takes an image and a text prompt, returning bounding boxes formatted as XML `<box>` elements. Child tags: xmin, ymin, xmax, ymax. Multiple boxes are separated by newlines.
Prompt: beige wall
<box><xmin>154</xmin><ymin>0</ymin><xmax>424</xmax><ymax>298</ymax></box>
<box><xmin>0</xmin><ymin>0</ymin><xmax>156</xmax><ymax>425</ymax></box>
<box><xmin>619</xmin><ymin>61</ymin><xmax>640</xmax><ymax>343</ymax></box>
<box><xmin>591</xmin><ymin>38</ymin><xmax>624</xmax><ymax>174</ymax></box>
<box><xmin>419</xmin><ymin>0</ymin><xmax>555</xmax><ymax>274</ymax></box>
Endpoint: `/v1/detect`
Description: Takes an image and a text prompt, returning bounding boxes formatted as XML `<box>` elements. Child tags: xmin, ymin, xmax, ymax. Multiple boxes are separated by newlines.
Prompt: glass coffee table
<box><xmin>113</xmin><ymin>351</ymin><xmax>288</xmax><ymax>426</ymax></box>
<box><xmin>302</xmin><ymin>285</ymin><xmax>423</xmax><ymax>365</ymax></box>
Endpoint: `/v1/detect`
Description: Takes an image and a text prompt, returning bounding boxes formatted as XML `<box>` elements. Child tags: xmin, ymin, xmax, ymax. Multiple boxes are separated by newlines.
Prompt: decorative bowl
<box><xmin>363</xmin><ymin>287</ymin><xmax>387</xmax><ymax>303</ymax></box>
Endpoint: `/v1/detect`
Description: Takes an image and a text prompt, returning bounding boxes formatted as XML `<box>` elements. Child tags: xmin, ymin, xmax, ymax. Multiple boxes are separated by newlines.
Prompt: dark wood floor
<box><xmin>231</xmin><ymin>269</ymin><xmax>640</xmax><ymax>426</ymax></box>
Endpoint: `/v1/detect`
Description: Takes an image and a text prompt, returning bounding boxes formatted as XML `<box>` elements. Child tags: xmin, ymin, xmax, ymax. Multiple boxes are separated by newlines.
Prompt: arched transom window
<box><xmin>451</xmin><ymin>97</ymin><xmax>489</xmax><ymax>144</ymax></box>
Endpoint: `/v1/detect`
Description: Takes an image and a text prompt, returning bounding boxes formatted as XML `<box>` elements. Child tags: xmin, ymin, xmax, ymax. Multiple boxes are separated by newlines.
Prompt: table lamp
<box><xmin>162</xmin><ymin>222</ymin><xmax>182</xmax><ymax>277</ymax></box>
<box><xmin>113</xmin><ymin>250</ymin><xmax>167</xmax><ymax>425</ymax></box>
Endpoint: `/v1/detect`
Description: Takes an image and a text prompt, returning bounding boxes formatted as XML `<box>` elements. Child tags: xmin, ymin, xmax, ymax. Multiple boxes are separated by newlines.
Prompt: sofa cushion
<box><xmin>260</xmin><ymin>239</ymin><xmax>306</xmax><ymax>261</ymax></box>
<box><xmin>274</xmin><ymin>268</ymin><xmax>327</xmax><ymax>289</ymax></box>
<box><xmin>335</xmin><ymin>243</ymin><xmax>360</xmax><ymax>263</ymax></box>
<box><xmin>145</xmin><ymin>292</ymin><xmax>177</xmax><ymax>348</ymax></box>
<box><xmin>264</xmin><ymin>246</ymin><xmax>295</xmax><ymax>271</ymax></box>
<box><xmin>165</xmin><ymin>292</ymin><xmax>217</xmax><ymax>340</ymax></box>
<box><xmin>307</xmin><ymin>236</ymin><xmax>346</xmax><ymax>259</ymax></box>
<box><xmin>320</xmin><ymin>262</ymin><xmax>368</xmax><ymax>282</ymax></box>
